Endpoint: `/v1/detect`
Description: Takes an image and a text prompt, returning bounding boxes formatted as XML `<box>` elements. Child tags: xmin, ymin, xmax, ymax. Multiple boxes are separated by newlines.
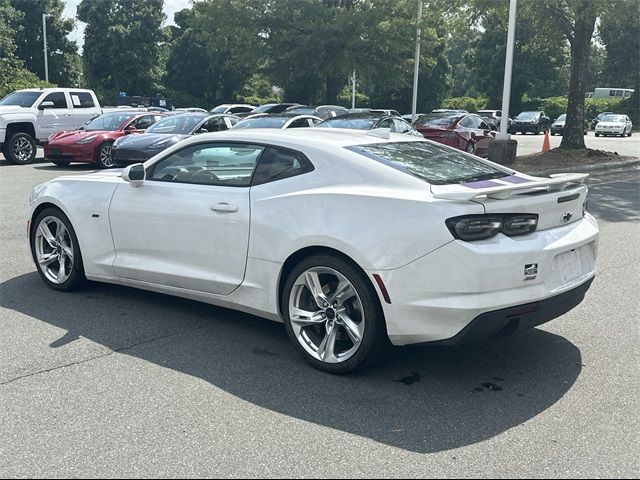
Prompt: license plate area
<box><xmin>555</xmin><ymin>249</ymin><xmax>581</xmax><ymax>284</ymax></box>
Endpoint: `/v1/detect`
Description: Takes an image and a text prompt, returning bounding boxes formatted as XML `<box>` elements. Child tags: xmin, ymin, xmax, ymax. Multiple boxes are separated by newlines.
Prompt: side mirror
<box><xmin>124</xmin><ymin>125</ymin><xmax>138</xmax><ymax>135</ymax></box>
<box><xmin>122</xmin><ymin>163</ymin><xmax>146</xmax><ymax>188</ymax></box>
<box><xmin>197</xmin><ymin>128</ymin><xmax>209</xmax><ymax>134</ymax></box>
<box><xmin>38</xmin><ymin>101</ymin><xmax>55</xmax><ymax>110</ymax></box>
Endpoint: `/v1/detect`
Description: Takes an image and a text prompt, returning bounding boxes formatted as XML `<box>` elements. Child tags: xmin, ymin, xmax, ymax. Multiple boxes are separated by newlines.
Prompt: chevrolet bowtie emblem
<box><xmin>562</xmin><ymin>211</ymin><xmax>573</xmax><ymax>223</ymax></box>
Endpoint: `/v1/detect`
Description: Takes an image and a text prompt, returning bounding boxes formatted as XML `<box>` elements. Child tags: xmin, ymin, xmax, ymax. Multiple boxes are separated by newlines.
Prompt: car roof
<box><xmin>327</xmin><ymin>112</ymin><xmax>389</xmax><ymax>120</ymax></box>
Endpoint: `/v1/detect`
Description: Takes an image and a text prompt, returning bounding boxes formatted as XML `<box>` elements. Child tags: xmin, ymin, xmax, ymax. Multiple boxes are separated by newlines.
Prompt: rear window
<box><xmin>347</xmin><ymin>141</ymin><xmax>509</xmax><ymax>185</ymax></box>
<box><xmin>318</xmin><ymin>117</ymin><xmax>379</xmax><ymax>130</ymax></box>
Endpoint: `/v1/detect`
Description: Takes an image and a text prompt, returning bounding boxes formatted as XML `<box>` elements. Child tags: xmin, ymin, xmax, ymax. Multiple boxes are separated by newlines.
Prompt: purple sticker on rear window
<box><xmin>500</xmin><ymin>175</ymin><xmax>530</xmax><ymax>184</ymax></box>
<box><xmin>462</xmin><ymin>180</ymin><xmax>502</xmax><ymax>189</ymax></box>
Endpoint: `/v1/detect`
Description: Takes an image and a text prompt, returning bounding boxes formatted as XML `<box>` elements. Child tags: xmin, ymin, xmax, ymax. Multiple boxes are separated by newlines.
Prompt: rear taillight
<box><xmin>446</xmin><ymin>214</ymin><xmax>538</xmax><ymax>241</ymax></box>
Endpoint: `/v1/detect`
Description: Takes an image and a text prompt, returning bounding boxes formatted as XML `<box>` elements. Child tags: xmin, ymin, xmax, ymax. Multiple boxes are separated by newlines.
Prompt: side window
<box><xmin>288</xmin><ymin>118</ymin><xmax>310</xmax><ymax>128</ymax></box>
<box><xmin>130</xmin><ymin>115</ymin><xmax>157</xmax><ymax>130</ymax></box>
<box><xmin>227</xmin><ymin>117</ymin><xmax>240</xmax><ymax>128</ymax></box>
<box><xmin>459</xmin><ymin>116</ymin><xmax>475</xmax><ymax>128</ymax></box>
<box><xmin>230</xmin><ymin>107</ymin><xmax>252</xmax><ymax>114</ymax></box>
<box><xmin>149</xmin><ymin>143</ymin><xmax>264</xmax><ymax>187</ymax></box>
<box><xmin>70</xmin><ymin>92</ymin><xmax>95</xmax><ymax>108</ymax></box>
<box><xmin>252</xmin><ymin>147</ymin><xmax>314</xmax><ymax>185</ymax></box>
<box><xmin>202</xmin><ymin>117</ymin><xmax>228</xmax><ymax>132</ymax></box>
<box><xmin>41</xmin><ymin>92</ymin><xmax>68</xmax><ymax>109</ymax></box>
<box><xmin>310</xmin><ymin>118</ymin><xmax>322</xmax><ymax>126</ymax></box>
<box><xmin>377</xmin><ymin>118</ymin><xmax>394</xmax><ymax>129</ymax></box>
<box><xmin>496</xmin><ymin>111</ymin><xmax>502</xmax><ymax>118</ymax></box>
<box><xmin>479</xmin><ymin>120</ymin><xmax>491</xmax><ymax>130</ymax></box>
<box><xmin>393</xmin><ymin>119</ymin><xmax>412</xmax><ymax>133</ymax></box>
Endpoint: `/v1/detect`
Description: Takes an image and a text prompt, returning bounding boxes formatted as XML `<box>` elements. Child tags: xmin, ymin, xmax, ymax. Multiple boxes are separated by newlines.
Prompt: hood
<box><xmin>48</xmin><ymin>129</ymin><xmax>118</xmax><ymax>143</ymax></box>
<box><xmin>115</xmin><ymin>132</ymin><xmax>189</xmax><ymax>149</ymax></box>
<box><xmin>553</xmin><ymin>121</ymin><xmax>565</xmax><ymax>127</ymax></box>
<box><xmin>0</xmin><ymin>105</ymin><xmax>30</xmax><ymax>114</ymax></box>
<box><xmin>596</xmin><ymin>121</ymin><xmax>625</xmax><ymax>127</ymax></box>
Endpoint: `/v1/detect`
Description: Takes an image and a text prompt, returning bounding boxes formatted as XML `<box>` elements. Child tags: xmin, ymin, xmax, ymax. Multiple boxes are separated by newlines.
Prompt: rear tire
<box><xmin>595</xmin><ymin>132</ymin><xmax>600</xmax><ymax>137</ymax></box>
<box><xmin>30</xmin><ymin>207</ymin><xmax>87</xmax><ymax>291</ymax></box>
<box><xmin>4</xmin><ymin>132</ymin><xmax>37</xmax><ymax>165</ymax></box>
<box><xmin>281</xmin><ymin>254</ymin><xmax>387</xmax><ymax>374</ymax></box>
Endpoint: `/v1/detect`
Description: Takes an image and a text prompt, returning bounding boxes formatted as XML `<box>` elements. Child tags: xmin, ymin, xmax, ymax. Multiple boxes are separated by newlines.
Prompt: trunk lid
<box><xmin>431</xmin><ymin>173</ymin><xmax>588</xmax><ymax>230</ymax></box>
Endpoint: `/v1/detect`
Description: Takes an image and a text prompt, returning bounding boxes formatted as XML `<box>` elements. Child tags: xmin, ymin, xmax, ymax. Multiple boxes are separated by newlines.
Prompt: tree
<box><xmin>541</xmin><ymin>0</ymin><xmax>600</xmax><ymax>149</ymax></box>
<box><xmin>598</xmin><ymin>0</ymin><xmax>640</xmax><ymax>90</ymax></box>
<box><xmin>77</xmin><ymin>0</ymin><xmax>166</xmax><ymax>103</ymax></box>
<box><xmin>10</xmin><ymin>0</ymin><xmax>80</xmax><ymax>86</ymax></box>
<box><xmin>164</xmin><ymin>1</ymin><xmax>263</xmax><ymax>108</ymax></box>
<box><xmin>0</xmin><ymin>0</ymin><xmax>51</xmax><ymax>97</ymax></box>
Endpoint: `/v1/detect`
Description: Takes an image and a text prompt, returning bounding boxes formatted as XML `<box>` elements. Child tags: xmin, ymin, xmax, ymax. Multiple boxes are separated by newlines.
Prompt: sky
<box><xmin>62</xmin><ymin>0</ymin><xmax>193</xmax><ymax>48</ymax></box>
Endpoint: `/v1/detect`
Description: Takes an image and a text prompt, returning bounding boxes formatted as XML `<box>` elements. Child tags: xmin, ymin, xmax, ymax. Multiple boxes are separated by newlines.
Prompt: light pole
<box><xmin>497</xmin><ymin>0</ymin><xmax>518</xmax><ymax>140</ymax></box>
<box><xmin>42</xmin><ymin>14</ymin><xmax>51</xmax><ymax>83</ymax></box>
<box><xmin>351</xmin><ymin>70</ymin><xmax>356</xmax><ymax>109</ymax></box>
<box><xmin>411</xmin><ymin>0</ymin><xmax>423</xmax><ymax>123</ymax></box>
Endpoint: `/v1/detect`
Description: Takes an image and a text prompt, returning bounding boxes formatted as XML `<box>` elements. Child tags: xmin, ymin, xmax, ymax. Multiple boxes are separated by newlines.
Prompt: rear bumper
<box><xmin>376</xmin><ymin>214</ymin><xmax>599</xmax><ymax>346</ymax></box>
<box><xmin>417</xmin><ymin>277</ymin><xmax>593</xmax><ymax>346</ymax></box>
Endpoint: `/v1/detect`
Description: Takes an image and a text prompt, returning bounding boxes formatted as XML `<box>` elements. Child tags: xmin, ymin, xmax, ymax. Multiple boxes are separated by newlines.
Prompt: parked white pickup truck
<box><xmin>0</xmin><ymin>88</ymin><xmax>102</xmax><ymax>164</ymax></box>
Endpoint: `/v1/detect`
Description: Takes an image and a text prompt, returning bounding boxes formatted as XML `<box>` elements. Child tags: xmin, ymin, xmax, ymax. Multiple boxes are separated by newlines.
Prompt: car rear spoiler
<box><xmin>431</xmin><ymin>173</ymin><xmax>589</xmax><ymax>201</ymax></box>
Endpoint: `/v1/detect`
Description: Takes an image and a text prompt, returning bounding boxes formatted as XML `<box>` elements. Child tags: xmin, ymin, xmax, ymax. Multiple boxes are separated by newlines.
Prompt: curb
<box><xmin>529</xmin><ymin>159</ymin><xmax>640</xmax><ymax>176</ymax></box>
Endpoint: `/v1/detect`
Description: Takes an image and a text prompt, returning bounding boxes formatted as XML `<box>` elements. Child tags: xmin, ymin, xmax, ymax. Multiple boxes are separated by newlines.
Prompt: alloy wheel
<box><xmin>99</xmin><ymin>144</ymin><xmax>113</xmax><ymax>167</ymax></box>
<box><xmin>12</xmin><ymin>137</ymin><xmax>34</xmax><ymax>163</ymax></box>
<box><xmin>288</xmin><ymin>267</ymin><xmax>365</xmax><ymax>364</ymax></box>
<box><xmin>34</xmin><ymin>216</ymin><xmax>75</xmax><ymax>284</ymax></box>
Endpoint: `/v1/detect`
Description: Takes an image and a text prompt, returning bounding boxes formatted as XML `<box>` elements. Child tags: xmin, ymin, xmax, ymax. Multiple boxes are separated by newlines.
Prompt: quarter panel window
<box><xmin>149</xmin><ymin>143</ymin><xmax>264</xmax><ymax>187</ymax></box>
<box><xmin>252</xmin><ymin>147</ymin><xmax>314</xmax><ymax>185</ymax></box>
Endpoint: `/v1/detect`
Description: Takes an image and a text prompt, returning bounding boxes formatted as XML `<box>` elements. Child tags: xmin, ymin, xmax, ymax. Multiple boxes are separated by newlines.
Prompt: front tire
<box><xmin>4</xmin><ymin>132</ymin><xmax>37</xmax><ymax>165</ymax></box>
<box><xmin>30</xmin><ymin>207</ymin><xmax>86</xmax><ymax>291</ymax></box>
<box><xmin>96</xmin><ymin>141</ymin><xmax>114</xmax><ymax>168</ymax></box>
<box><xmin>281</xmin><ymin>254</ymin><xmax>386</xmax><ymax>374</ymax></box>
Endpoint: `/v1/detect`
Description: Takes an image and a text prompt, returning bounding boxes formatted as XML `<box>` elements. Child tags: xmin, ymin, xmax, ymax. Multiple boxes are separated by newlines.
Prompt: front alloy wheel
<box><xmin>31</xmin><ymin>208</ymin><xmax>86</xmax><ymax>291</ymax></box>
<box><xmin>5</xmin><ymin>133</ymin><xmax>36</xmax><ymax>165</ymax></box>
<box><xmin>282</xmin><ymin>255</ymin><xmax>386</xmax><ymax>374</ymax></box>
<box><xmin>96</xmin><ymin>142</ymin><xmax>114</xmax><ymax>168</ymax></box>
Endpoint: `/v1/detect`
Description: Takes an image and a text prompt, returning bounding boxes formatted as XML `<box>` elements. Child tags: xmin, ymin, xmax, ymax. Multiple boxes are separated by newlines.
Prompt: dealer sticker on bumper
<box><xmin>524</xmin><ymin>263</ymin><xmax>538</xmax><ymax>281</ymax></box>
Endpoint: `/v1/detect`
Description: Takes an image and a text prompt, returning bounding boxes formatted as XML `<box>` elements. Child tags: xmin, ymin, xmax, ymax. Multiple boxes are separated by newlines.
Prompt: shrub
<box><xmin>441</xmin><ymin>97</ymin><xmax>488</xmax><ymax>112</ymax></box>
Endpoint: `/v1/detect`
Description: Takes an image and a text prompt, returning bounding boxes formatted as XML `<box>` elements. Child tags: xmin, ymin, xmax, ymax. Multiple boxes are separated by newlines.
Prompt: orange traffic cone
<box><xmin>542</xmin><ymin>129</ymin><xmax>551</xmax><ymax>153</ymax></box>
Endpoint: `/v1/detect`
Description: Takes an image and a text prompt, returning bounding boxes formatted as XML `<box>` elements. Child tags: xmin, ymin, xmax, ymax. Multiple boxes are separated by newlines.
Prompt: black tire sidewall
<box><xmin>281</xmin><ymin>254</ymin><xmax>386</xmax><ymax>374</ymax></box>
<box><xmin>96</xmin><ymin>141</ymin><xmax>114</xmax><ymax>168</ymax></box>
<box><xmin>30</xmin><ymin>207</ymin><xmax>86</xmax><ymax>291</ymax></box>
<box><xmin>6</xmin><ymin>133</ymin><xmax>37</xmax><ymax>165</ymax></box>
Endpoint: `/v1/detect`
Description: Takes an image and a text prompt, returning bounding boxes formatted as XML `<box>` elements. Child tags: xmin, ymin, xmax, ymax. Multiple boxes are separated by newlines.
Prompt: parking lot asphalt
<box><xmin>1</xmin><ymin>158</ymin><xmax>638</xmax><ymax>477</ymax></box>
<box><xmin>515</xmin><ymin>130</ymin><xmax>640</xmax><ymax>157</ymax></box>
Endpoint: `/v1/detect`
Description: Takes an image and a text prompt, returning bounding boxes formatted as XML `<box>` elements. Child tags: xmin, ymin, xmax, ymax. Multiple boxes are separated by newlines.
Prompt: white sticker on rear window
<box><xmin>71</xmin><ymin>95</ymin><xmax>81</xmax><ymax>106</ymax></box>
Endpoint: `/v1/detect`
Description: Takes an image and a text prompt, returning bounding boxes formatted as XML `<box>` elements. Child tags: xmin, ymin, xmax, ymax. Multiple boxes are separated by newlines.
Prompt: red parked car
<box><xmin>44</xmin><ymin>111</ymin><xmax>165</xmax><ymax>168</ymax></box>
<box><xmin>413</xmin><ymin>112</ymin><xmax>496</xmax><ymax>158</ymax></box>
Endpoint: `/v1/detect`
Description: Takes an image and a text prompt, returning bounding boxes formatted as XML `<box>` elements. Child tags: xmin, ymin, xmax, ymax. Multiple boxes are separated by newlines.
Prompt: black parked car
<box><xmin>112</xmin><ymin>113</ymin><xmax>240</xmax><ymax>165</ymax></box>
<box><xmin>284</xmin><ymin>104</ymin><xmax>349</xmax><ymax>119</ymax></box>
<box><xmin>508</xmin><ymin>111</ymin><xmax>551</xmax><ymax>134</ymax></box>
<box><xmin>317</xmin><ymin>112</ymin><xmax>423</xmax><ymax>136</ymax></box>
<box><xmin>590</xmin><ymin>112</ymin><xmax>614</xmax><ymax>130</ymax></box>
<box><xmin>249</xmin><ymin>103</ymin><xmax>300</xmax><ymax>115</ymax></box>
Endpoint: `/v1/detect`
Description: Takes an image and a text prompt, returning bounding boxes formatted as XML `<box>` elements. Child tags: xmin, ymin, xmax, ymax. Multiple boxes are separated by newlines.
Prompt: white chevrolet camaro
<box><xmin>28</xmin><ymin>129</ymin><xmax>599</xmax><ymax>373</ymax></box>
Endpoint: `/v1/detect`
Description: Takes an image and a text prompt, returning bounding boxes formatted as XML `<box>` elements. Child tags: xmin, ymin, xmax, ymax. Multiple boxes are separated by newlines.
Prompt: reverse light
<box><xmin>76</xmin><ymin>135</ymin><xmax>98</xmax><ymax>144</ymax></box>
<box><xmin>446</xmin><ymin>214</ymin><xmax>538</xmax><ymax>241</ymax></box>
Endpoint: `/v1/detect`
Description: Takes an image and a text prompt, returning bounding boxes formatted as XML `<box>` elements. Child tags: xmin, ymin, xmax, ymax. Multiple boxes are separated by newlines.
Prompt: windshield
<box><xmin>251</xmin><ymin>104</ymin><xmax>277</xmax><ymax>114</ymax></box>
<box><xmin>515</xmin><ymin>112</ymin><xmax>539</xmax><ymax>120</ymax></box>
<box><xmin>347</xmin><ymin>141</ymin><xmax>509</xmax><ymax>185</ymax></box>
<box><xmin>287</xmin><ymin>107</ymin><xmax>315</xmax><ymax>116</ymax></box>
<box><xmin>146</xmin><ymin>114</ymin><xmax>205</xmax><ymax>134</ymax></box>
<box><xmin>83</xmin><ymin>113</ymin><xmax>135</xmax><ymax>131</ymax></box>
<box><xmin>317</xmin><ymin>117</ymin><xmax>379</xmax><ymax>130</ymax></box>
<box><xmin>414</xmin><ymin>114</ymin><xmax>459</xmax><ymax>127</ymax></box>
<box><xmin>0</xmin><ymin>91</ymin><xmax>41</xmax><ymax>108</ymax></box>
<box><xmin>211</xmin><ymin>106</ymin><xmax>229</xmax><ymax>113</ymax></box>
<box><xmin>232</xmin><ymin>117</ymin><xmax>290</xmax><ymax>129</ymax></box>
<box><xmin>602</xmin><ymin>115</ymin><xmax>626</xmax><ymax>122</ymax></box>
<box><xmin>555</xmin><ymin>114</ymin><xmax>566</xmax><ymax>122</ymax></box>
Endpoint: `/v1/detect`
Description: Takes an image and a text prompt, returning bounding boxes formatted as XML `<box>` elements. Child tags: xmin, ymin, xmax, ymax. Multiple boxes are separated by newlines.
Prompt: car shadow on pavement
<box><xmin>1</xmin><ymin>272</ymin><xmax>582</xmax><ymax>454</ymax></box>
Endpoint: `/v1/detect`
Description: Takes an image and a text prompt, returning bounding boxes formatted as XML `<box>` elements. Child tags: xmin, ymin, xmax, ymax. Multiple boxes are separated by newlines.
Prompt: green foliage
<box><xmin>441</xmin><ymin>97</ymin><xmax>487</xmax><ymax>112</ymax></box>
<box><xmin>0</xmin><ymin>0</ymin><xmax>54</xmax><ymax>97</ymax></box>
<box><xmin>78</xmin><ymin>0</ymin><xmax>167</xmax><ymax>101</ymax></box>
<box><xmin>10</xmin><ymin>0</ymin><xmax>80</xmax><ymax>86</ymax></box>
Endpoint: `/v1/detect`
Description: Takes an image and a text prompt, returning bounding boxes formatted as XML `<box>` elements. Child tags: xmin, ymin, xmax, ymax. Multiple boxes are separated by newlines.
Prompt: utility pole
<box><xmin>42</xmin><ymin>14</ymin><xmax>50</xmax><ymax>83</ymax></box>
<box><xmin>411</xmin><ymin>0</ymin><xmax>423</xmax><ymax>123</ymax></box>
<box><xmin>351</xmin><ymin>70</ymin><xmax>356</xmax><ymax>109</ymax></box>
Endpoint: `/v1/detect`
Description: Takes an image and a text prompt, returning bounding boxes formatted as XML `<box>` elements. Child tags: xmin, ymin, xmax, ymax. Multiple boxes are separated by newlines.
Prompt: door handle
<box><xmin>210</xmin><ymin>203</ymin><xmax>239</xmax><ymax>213</ymax></box>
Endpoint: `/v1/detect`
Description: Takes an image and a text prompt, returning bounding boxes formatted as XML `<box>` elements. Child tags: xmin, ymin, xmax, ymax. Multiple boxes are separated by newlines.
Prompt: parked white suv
<box><xmin>0</xmin><ymin>88</ymin><xmax>102</xmax><ymax>164</ymax></box>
